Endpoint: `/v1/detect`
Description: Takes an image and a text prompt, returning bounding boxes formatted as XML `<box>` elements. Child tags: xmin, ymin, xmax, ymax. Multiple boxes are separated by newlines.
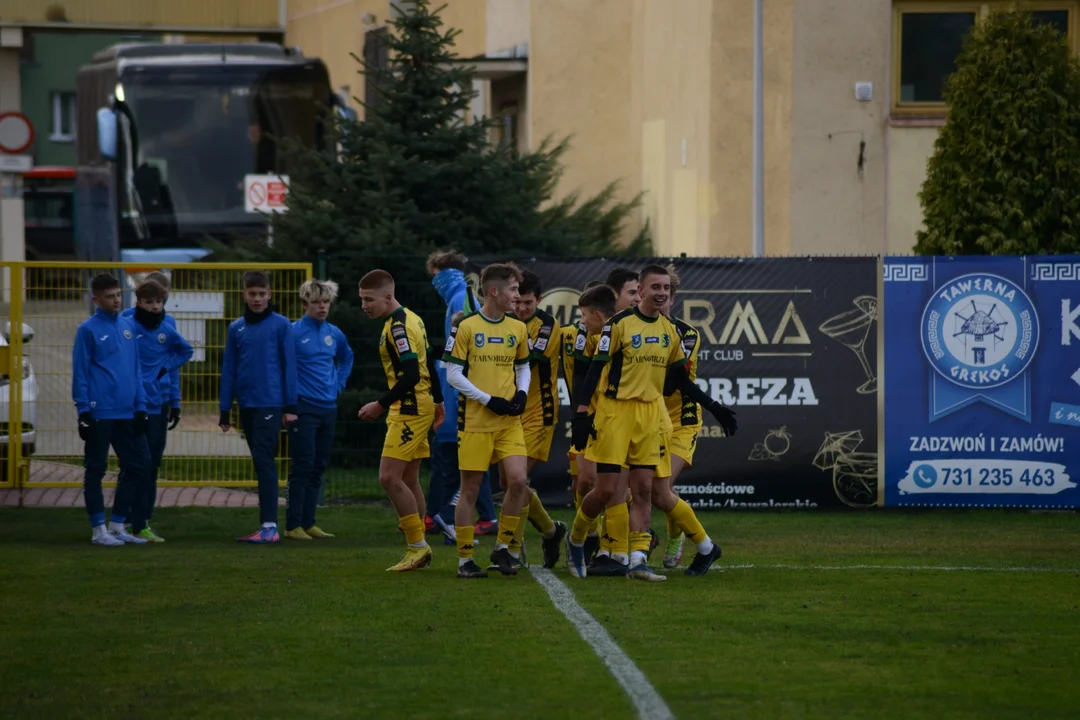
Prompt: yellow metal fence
<box><xmin>0</xmin><ymin>261</ymin><xmax>312</xmax><ymax>493</ymax></box>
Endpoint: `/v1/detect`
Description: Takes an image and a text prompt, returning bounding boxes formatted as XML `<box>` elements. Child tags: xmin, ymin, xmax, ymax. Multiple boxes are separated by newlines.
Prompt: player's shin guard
<box><xmin>495</xmin><ymin>513</ymin><xmax>520</xmax><ymax>550</ymax></box>
<box><xmin>606</xmin><ymin>502</ymin><xmax>630</xmax><ymax>562</ymax></box>
<box><xmin>668</xmin><ymin>498</ymin><xmax>707</xmax><ymax>545</ymax></box>
<box><xmin>399</xmin><ymin>513</ymin><xmax>425</xmax><ymax>546</ymax></box>
<box><xmin>528</xmin><ymin>489</ymin><xmax>555</xmax><ymax>537</ymax></box>
<box><xmin>456</xmin><ymin>525</ymin><xmax>476</xmax><ymax>561</ymax></box>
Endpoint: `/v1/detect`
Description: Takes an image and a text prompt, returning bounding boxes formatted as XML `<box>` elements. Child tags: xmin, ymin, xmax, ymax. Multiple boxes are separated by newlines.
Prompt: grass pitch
<box><xmin>0</xmin><ymin>507</ymin><xmax>1077</xmax><ymax>719</ymax></box>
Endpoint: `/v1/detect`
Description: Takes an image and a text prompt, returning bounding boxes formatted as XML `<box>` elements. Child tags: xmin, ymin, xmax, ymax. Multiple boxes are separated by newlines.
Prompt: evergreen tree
<box><xmin>213</xmin><ymin>0</ymin><xmax>649</xmax><ymax>468</ymax></box>
<box><xmin>916</xmin><ymin>8</ymin><xmax>1080</xmax><ymax>255</ymax></box>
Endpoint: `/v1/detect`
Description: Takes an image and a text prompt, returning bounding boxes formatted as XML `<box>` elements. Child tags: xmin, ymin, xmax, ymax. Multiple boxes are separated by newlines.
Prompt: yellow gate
<box><xmin>0</xmin><ymin>261</ymin><xmax>312</xmax><ymax>495</ymax></box>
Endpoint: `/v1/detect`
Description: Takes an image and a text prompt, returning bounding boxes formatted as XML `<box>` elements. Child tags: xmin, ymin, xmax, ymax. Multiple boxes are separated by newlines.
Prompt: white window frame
<box><xmin>50</xmin><ymin>91</ymin><xmax>76</xmax><ymax>142</ymax></box>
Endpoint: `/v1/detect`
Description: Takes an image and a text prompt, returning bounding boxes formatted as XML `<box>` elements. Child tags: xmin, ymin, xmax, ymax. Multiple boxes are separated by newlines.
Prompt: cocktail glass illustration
<box><xmin>831</xmin><ymin>451</ymin><xmax>878</xmax><ymax>508</ymax></box>
<box><xmin>819</xmin><ymin>295</ymin><xmax>877</xmax><ymax>394</ymax></box>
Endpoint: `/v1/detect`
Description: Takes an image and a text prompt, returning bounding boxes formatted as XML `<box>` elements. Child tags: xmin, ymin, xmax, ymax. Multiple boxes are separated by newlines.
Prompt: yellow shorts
<box><xmin>522</xmin><ymin>420</ymin><xmax>556</xmax><ymax>462</ymax></box>
<box><xmin>584</xmin><ymin>398</ymin><xmax>663</xmax><ymax>468</ymax></box>
<box><xmin>568</xmin><ymin>447</ymin><xmax>578</xmax><ymax>477</ymax></box>
<box><xmin>656</xmin><ymin>429</ymin><xmax>673</xmax><ymax>479</ymax></box>
<box><xmin>671</xmin><ymin>423</ymin><xmax>701</xmax><ymax>466</ymax></box>
<box><xmin>458</xmin><ymin>423</ymin><xmax>527</xmax><ymax>472</ymax></box>
<box><xmin>382</xmin><ymin>413</ymin><xmax>433</xmax><ymax>462</ymax></box>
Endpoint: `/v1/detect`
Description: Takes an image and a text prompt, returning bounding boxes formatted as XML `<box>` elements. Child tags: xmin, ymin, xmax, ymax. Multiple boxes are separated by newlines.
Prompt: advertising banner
<box><xmin>884</xmin><ymin>256</ymin><xmax>1080</xmax><ymax>508</ymax></box>
<box><xmin>470</xmin><ymin>257</ymin><xmax>879</xmax><ymax>509</ymax></box>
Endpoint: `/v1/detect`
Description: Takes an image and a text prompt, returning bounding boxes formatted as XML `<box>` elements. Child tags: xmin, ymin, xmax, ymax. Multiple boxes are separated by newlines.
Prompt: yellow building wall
<box><xmin>788</xmin><ymin>0</ymin><xmax>889</xmax><ymax>256</ymax></box>
<box><xmin>286</xmin><ymin>0</ymin><xmax>377</xmax><ymax>111</ymax></box>
<box><xmin>709</xmin><ymin>0</ymin><xmax>794</xmax><ymax>257</ymax></box>
<box><xmin>439</xmin><ymin>0</ymin><xmax>487</xmax><ymax>59</ymax></box>
<box><xmin>886</xmin><ymin>125</ymin><xmax>940</xmax><ymax>254</ymax></box>
<box><xmin>1</xmin><ymin>0</ymin><xmax>280</xmax><ymax>29</ymax></box>
<box><xmin>528</xmin><ymin>0</ymin><xmax>637</xmax><ymax>234</ymax></box>
<box><xmin>485</xmin><ymin>0</ymin><xmax>529</xmax><ymax>53</ymax></box>
<box><xmin>632</xmin><ymin>0</ymin><xmax>714</xmax><ymax>258</ymax></box>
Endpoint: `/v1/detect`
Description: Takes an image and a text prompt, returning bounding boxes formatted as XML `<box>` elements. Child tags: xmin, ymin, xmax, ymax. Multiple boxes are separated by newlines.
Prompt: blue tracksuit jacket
<box><xmin>130</xmin><ymin>314</ymin><xmax>194</xmax><ymax>413</ymax></box>
<box><xmin>122</xmin><ymin>307</ymin><xmax>181</xmax><ymax>408</ymax></box>
<box><xmin>220</xmin><ymin>311</ymin><xmax>298</xmax><ymax>413</ymax></box>
<box><xmin>292</xmin><ymin>315</ymin><xmax>354</xmax><ymax>409</ymax></box>
<box><xmin>431</xmin><ymin>268</ymin><xmax>480</xmax><ymax>443</ymax></box>
<box><xmin>72</xmin><ymin>309</ymin><xmax>147</xmax><ymax>419</ymax></box>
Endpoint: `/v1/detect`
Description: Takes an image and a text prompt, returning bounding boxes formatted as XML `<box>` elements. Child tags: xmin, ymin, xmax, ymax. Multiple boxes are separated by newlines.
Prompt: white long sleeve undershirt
<box><xmin>445</xmin><ymin>362</ymin><xmax>532</xmax><ymax>407</ymax></box>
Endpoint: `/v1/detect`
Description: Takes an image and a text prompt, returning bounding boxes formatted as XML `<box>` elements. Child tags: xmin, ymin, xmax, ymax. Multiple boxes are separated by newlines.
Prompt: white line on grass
<box><xmin>718</xmin><ymin>563</ymin><xmax>1080</xmax><ymax>574</ymax></box>
<box><xmin>529</xmin><ymin>568</ymin><xmax>675</xmax><ymax>720</ymax></box>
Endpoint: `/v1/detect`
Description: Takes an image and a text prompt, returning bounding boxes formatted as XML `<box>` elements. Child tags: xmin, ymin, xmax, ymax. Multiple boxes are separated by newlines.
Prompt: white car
<box><xmin>0</xmin><ymin>322</ymin><xmax>37</xmax><ymax>482</ymax></box>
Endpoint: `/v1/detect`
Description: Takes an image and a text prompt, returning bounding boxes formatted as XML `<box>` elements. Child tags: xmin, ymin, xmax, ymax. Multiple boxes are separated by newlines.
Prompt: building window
<box><xmin>50</xmin><ymin>91</ymin><xmax>76</xmax><ymax>141</ymax></box>
<box><xmin>497</xmin><ymin>104</ymin><xmax>519</xmax><ymax>148</ymax></box>
<box><xmin>893</xmin><ymin>2</ymin><xmax>1078</xmax><ymax>114</ymax></box>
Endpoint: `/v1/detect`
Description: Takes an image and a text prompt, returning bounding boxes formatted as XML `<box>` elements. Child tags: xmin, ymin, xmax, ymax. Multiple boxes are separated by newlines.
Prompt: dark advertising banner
<box><xmin>884</xmin><ymin>256</ymin><xmax>1080</xmax><ymax>508</ymax></box>
<box><xmin>469</xmin><ymin>257</ymin><xmax>879</xmax><ymax>509</ymax></box>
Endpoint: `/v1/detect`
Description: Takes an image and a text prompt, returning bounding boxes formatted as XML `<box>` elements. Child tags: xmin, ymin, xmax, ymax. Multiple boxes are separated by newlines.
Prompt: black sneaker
<box><xmin>542</xmin><ymin>521</ymin><xmax>568</xmax><ymax>569</ymax></box>
<box><xmin>489</xmin><ymin>547</ymin><xmax>519</xmax><ymax>576</ymax></box>
<box><xmin>583</xmin><ymin>534</ymin><xmax>600</xmax><ymax>564</ymax></box>
<box><xmin>684</xmin><ymin>542</ymin><xmax>722</xmax><ymax>577</ymax></box>
<box><xmin>588</xmin><ymin>554</ymin><xmax>629</xmax><ymax>577</ymax></box>
<box><xmin>645</xmin><ymin>528</ymin><xmax>660</xmax><ymax>562</ymax></box>
<box><xmin>488</xmin><ymin>554</ymin><xmax>525</xmax><ymax>573</ymax></box>
<box><xmin>457</xmin><ymin>560</ymin><xmax>489</xmax><ymax>579</ymax></box>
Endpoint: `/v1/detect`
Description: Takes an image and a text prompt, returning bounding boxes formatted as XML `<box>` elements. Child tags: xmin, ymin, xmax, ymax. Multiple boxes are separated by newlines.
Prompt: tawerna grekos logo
<box><xmin>920</xmin><ymin>273</ymin><xmax>1039</xmax><ymax>419</ymax></box>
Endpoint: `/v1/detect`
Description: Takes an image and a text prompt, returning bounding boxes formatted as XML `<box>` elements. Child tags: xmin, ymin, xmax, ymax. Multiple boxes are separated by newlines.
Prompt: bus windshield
<box><xmin>117</xmin><ymin>63</ymin><xmax>329</xmax><ymax>246</ymax></box>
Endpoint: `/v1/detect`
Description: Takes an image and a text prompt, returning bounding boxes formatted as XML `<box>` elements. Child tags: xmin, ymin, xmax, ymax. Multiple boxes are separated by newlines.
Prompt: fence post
<box><xmin>10</xmin><ymin>263</ymin><xmax>24</xmax><ymax>507</ymax></box>
<box><xmin>317</xmin><ymin>250</ymin><xmax>328</xmax><ymax>280</ymax></box>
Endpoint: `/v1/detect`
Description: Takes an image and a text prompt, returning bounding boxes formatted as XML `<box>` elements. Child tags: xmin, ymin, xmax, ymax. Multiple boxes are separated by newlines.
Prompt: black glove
<box><xmin>571</xmin><ymin>412</ymin><xmax>596</xmax><ymax>451</ymax></box>
<box><xmin>133</xmin><ymin>411</ymin><xmax>149</xmax><ymax>437</ymax></box>
<box><xmin>219</xmin><ymin>411</ymin><xmax>231</xmax><ymax>427</ymax></box>
<box><xmin>156</xmin><ymin>366</ymin><xmax>168</xmax><ymax>380</ymax></box>
<box><xmin>78</xmin><ymin>412</ymin><xmax>94</xmax><ymax>442</ymax></box>
<box><xmin>508</xmin><ymin>390</ymin><xmax>528</xmax><ymax>416</ymax></box>
<box><xmin>486</xmin><ymin>396</ymin><xmax>514</xmax><ymax>416</ymax></box>
<box><xmin>168</xmin><ymin>407</ymin><xmax>181</xmax><ymax>431</ymax></box>
<box><xmin>706</xmin><ymin>401</ymin><xmax>738</xmax><ymax>437</ymax></box>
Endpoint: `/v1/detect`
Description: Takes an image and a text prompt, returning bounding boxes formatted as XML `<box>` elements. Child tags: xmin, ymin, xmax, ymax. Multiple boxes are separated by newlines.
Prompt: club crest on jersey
<box><xmin>632</xmin><ymin>334</ymin><xmax>642</xmax><ymax>349</ymax></box>
<box><xmin>158</xmin><ymin>333</ymin><xmax>167</xmax><ymax>344</ymax></box>
<box><xmin>475</xmin><ymin>333</ymin><xmax>485</xmax><ymax>348</ymax></box>
<box><xmin>574</xmin><ymin>333</ymin><xmax>587</xmax><ymax>352</ymax></box>
<box><xmin>598</xmin><ymin>334</ymin><xmax>611</xmax><ymax>353</ymax></box>
<box><xmin>507</xmin><ymin>335</ymin><xmax>516</xmax><ymax>348</ymax></box>
<box><xmin>123</xmin><ymin>329</ymin><xmax>132</xmax><ymax>340</ymax></box>
<box><xmin>325</xmin><ymin>335</ymin><xmax>333</xmax><ymax>346</ymax></box>
<box><xmin>662</xmin><ymin>333</ymin><xmax>671</xmax><ymax>348</ymax></box>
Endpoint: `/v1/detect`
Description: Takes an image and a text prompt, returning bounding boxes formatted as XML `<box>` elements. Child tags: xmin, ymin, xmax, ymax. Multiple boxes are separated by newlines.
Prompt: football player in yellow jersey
<box><xmin>566</xmin><ymin>265</ymin><xmax>685</xmax><ymax>581</ymax></box>
<box><xmin>444</xmin><ymin>263</ymin><xmax>532</xmax><ymax>579</ymax></box>
<box><xmin>357</xmin><ymin>270</ymin><xmax>445</xmax><ymax>572</ymax></box>
<box><xmin>505</xmin><ymin>270</ymin><xmax>568</xmax><ymax>569</ymax></box>
<box><xmin>651</xmin><ymin>264</ymin><xmax>737</xmax><ymax>576</ymax></box>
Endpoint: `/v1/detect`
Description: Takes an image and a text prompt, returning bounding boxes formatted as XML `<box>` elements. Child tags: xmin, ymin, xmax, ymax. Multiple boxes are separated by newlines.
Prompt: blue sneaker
<box><xmin>628</xmin><ymin>563</ymin><xmax>667</xmax><ymax>582</ymax></box>
<box><xmin>238</xmin><ymin>527</ymin><xmax>280</xmax><ymax>544</ymax></box>
<box><xmin>566</xmin><ymin>536</ymin><xmax>587</xmax><ymax>579</ymax></box>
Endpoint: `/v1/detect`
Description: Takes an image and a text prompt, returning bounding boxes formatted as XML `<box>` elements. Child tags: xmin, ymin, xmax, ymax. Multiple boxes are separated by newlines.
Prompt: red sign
<box><xmin>267</xmin><ymin>181</ymin><xmax>287</xmax><ymax>207</ymax></box>
<box><xmin>0</xmin><ymin>112</ymin><xmax>34</xmax><ymax>154</ymax></box>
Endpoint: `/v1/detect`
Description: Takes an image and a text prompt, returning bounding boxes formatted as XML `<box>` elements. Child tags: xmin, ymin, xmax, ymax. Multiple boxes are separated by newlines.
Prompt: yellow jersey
<box><xmin>379</xmin><ymin>307</ymin><xmax>434</xmax><ymax>417</ymax></box>
<box><xmin>445</xmin><ymin>312</ymin><xmax>529</xmax><ymax>432</ymax></box>
<box><xmin>665</xmin><ymin>316</ymin><xmax>703</xmax><ymax>427</ymax></box>
<box><xmin>594</xmin><ymin>308</ymin><xmax>686</xmax><ymax>403</ymax></box>
<box><xmin>559</xmin><ymin>323</ymin><xmax>582</xmax><ymax>397</ymax></box>
<box><xmin>523</xmin><ymin>309</ymin><xmax>560</xmax><ymax>429</ymax></box>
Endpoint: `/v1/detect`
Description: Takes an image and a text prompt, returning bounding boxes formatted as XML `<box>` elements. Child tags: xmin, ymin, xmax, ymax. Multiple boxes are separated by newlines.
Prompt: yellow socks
<box><xmin>669</xmin><ymin>498</ymin><xmax>707</xmax><ymax>545</ymax></box>
<box><xmin>570</xmin><ymin>506</ymin><xmax>596</xmax><ymax>545</ymax></box>
<box><xmin>629</xmin><ymin>531</ymin><xmax>652</xmax><ymax>554</ymax></box>
<box><xmin>605</xmin><ymin>502</ymin><xmax>629</xmax><ymax>561</ymax></box>
<box><xmin>528</xmin><ymin>490</ymin><xmax>556</xmax><ymax>537</ymax></box>
<box><xmin>496</xmin><ymin>512</ymin><xmax>520</xmax><ymax>550</ymax></box>
<box><xmin>456</xmin><ymin>525</ymin><xmax>475</xmax><ymax>561</ymax></box>
<box><xmin>598</xmin><ymin>514</ymin><xmax>612</xmax><ymax>555</ymax></box>
<box><xmin>400</xmin><ymin>513</ymin><xmax>426</xmax><ymax>546</ymax></box>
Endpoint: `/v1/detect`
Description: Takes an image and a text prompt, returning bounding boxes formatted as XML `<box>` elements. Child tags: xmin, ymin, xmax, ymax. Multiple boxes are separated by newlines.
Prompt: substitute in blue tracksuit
<box><xmin>427</xmin><ymin>252</ymin><xmax>497</xmax><ymax>539</ymax></box>
<box><xmin>285</xmin><ymin>279</ymin><xmax>354</xmax><ymax>540</ymax></box>
<box><xmin>72</xmin><ymin>273</ymin><xmax>152</xmax><ymax>547</ymax></box>
<box><xmin>122</xmin><ymin>279</ymin><xmax>194</xmax><ymax>541</ymax></box>
<box><xmin>219</xmin><ymin>270</ymin><xmax>298</xmax><ymax>544</ymax></box>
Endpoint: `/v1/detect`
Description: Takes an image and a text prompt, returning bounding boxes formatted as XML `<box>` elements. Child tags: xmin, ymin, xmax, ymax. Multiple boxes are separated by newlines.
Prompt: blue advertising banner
<box><xmin>884</xmin><ymin>256</ymin><xmax>1080</xmax><ymax>508</ymax></box>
